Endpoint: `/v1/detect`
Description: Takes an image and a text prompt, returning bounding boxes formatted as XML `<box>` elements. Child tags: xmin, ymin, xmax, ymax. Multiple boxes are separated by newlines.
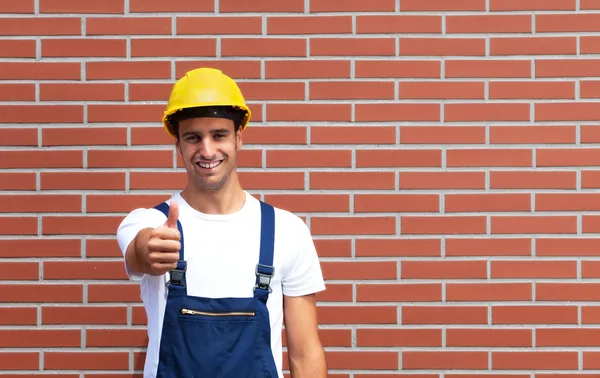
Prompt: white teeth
<box><xmin>197</xmin><ymin>161</ymin><xmax>221</xmax><ymax>169</ymax></box>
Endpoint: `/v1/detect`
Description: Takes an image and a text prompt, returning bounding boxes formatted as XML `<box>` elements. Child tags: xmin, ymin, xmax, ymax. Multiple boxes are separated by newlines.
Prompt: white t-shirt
<box><xmin>116</xmin><ymin>191</ymin><xmax>326</xmax><ymax>378</ymax></box>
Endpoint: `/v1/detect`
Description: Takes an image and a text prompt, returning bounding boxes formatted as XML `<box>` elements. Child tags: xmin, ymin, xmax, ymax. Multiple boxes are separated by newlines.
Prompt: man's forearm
<box><xmin>125</xmin><ymin>228</ymin><xmax>153</xmax><ymax>275</ymax></box>
<box><xmin>288</xmin><ymin>347</ymin><xmax>327</xmax><ymax>378</ymax></box>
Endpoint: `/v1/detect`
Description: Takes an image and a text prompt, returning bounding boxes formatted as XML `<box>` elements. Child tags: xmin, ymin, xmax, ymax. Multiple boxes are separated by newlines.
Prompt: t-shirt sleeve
<box><xmin>281</xmin><ymin>216</ymin><xmax>326</xmax><ymax>297</ymax></box>
<box><xmin>116</xmin><ymin>207</ymin><xmax>167</xmax><ymax>281</ymax></box>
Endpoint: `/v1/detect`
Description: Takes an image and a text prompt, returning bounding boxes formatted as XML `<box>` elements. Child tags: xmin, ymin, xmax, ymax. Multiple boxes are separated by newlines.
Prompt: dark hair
<box><xmin>167</xmin><ymin>106</ymin><xmax>247</xmax><ymax>139</ymax></box>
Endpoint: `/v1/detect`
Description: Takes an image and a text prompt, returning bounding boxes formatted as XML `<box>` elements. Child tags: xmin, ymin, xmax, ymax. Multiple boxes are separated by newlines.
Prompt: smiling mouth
<box><xmin>196</xmin><ymin>160</ymin><xmax>222</xmax><ymax>169</ymax></box>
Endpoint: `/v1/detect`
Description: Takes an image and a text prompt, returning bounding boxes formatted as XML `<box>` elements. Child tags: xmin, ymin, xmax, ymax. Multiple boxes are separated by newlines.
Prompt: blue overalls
<box><xmin>152</xmin><ymin>200</ymin><xmax>279</xmax><ymax>378</ymax></box>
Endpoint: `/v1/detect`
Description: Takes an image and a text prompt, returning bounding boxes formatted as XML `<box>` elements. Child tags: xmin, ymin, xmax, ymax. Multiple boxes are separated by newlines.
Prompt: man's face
<box><xmin>176</xmin><ymin>117</ymin><xmax>242</xmax><ymax>192</ymax></box>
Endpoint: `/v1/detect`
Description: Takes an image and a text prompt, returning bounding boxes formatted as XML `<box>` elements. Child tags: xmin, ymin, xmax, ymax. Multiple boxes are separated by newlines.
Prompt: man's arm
<box><xmin>283</xmin><ymin>293</ymin><xmax>327</xmax><ymax>377</ymax></box>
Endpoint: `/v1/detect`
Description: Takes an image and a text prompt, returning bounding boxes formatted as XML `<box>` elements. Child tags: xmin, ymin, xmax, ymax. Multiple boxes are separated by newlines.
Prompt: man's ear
<box><xmin>236</xmin><ymin>129</ymin><xmax>243</xmax><ymax>150</ymax></box>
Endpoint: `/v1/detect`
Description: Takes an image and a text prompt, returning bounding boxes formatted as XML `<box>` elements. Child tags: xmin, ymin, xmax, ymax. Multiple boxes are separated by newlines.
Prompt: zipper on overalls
<box><xmin>180</xmin><ymin>308</ymin><xmax>256</xmax><ymax>316</ymax></box>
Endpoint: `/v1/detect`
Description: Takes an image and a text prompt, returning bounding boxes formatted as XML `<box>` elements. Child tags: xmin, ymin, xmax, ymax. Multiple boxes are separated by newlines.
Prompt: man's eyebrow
<box><xmin>181</xmin><ymin>128</ymin><xmax>230</xmax><ymax>136</ymax></box>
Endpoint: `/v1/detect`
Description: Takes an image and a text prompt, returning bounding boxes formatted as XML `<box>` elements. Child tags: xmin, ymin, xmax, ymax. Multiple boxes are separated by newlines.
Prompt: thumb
<box><xmin>164</xmin><ymin>199</ymin><xmax>179</xmax><ymax>229</ymax></box>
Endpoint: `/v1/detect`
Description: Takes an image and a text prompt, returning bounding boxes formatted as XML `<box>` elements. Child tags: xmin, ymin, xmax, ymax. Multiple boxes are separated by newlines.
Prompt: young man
<box><xmin>116</xmin><ymin>67</ymin><xmax>327</xmax><ymax>377</ymax></box>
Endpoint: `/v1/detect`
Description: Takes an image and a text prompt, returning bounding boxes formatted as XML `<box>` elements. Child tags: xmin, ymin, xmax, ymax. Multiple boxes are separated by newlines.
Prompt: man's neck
<box><xmin>181</xmin><ymin>179</ymin><xmax>246</xmax><ymax>215</ymax></box>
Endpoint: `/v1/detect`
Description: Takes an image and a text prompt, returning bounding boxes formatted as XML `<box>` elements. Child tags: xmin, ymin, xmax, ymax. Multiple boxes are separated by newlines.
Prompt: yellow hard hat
<box><xmin>162</xmin><ymin>67</ymin><xmax>251</xmax><ymax>137</ymax></box>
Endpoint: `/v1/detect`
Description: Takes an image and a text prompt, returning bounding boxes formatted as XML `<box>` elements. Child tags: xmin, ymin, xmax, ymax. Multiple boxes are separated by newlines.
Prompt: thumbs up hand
<box><xmin>145</xmin><ymin>200</ymin><xmax>182</xmax><ymax>275</ymax></box>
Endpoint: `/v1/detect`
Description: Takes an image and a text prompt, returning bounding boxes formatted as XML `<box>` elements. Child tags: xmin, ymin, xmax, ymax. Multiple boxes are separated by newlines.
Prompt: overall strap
<box><xmin>254</xmin><ymin>201</ymin><xmax>275</xmax><ymax>300</ymax></box>
<box><xmin>154</xmin><ymin>202</ymin><xmax>187</xmax><ymax>294</ymax></box>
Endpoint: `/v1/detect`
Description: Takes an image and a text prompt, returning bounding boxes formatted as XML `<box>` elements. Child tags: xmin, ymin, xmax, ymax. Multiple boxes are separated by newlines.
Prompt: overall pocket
<box><xmin>177</xmin><ymin>306</ymin><xmax>264</xmax><ymax>378</ymax></box>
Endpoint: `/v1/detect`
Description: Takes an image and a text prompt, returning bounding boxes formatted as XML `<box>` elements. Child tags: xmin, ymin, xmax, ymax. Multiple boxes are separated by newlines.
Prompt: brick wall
<box><xmin>2</xmin><ymin>0</ymin><xmax>600</xmax><ymax>376</ymax></box>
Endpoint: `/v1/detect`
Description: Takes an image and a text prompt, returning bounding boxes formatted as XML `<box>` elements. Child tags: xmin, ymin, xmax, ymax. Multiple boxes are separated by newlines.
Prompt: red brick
<box><xmin>446</xmin><ymin>193</ymin><xmax>531</xmax><ymax>212</ymax></box>
<box><xmin>310</xmin><ymin>172</ymin><xmax>396</xmax><ymax>190</ymax></box>
<box><xmin>310</xmin><ymin>81</ymin><xmax>394</xmax><ymax>100</ymax></box>
<box><xmin>492</xmin><ymin>260</ymin><xmax>577</xmax><ymax>279</ymax></box>
<box><xmin>402</xmin><ymin>261</ymin><xmax>487</xmax><ymax>279</ymax></box>
<box><xmin>43</xmin><ymin>127</ymin><xmax>127</xmax><ymax>146</ymax></box>
<box><xmin>266</xmin><ymin>60</ymin><xmax>351</xmax><ymax>78</ymax></box>
<box><xmin>447</xmin><ymin>149</ymin><xmax>532</xmax><ymax>167</ymax></box>
<box><xmin>266</xmin><ymin>149</ymin><xmax>351</xmax><ymax>168</ymax></box>
<box><xmin>87</xmin><ymin>61</ymin><xmax>170</xmax><ymax>80</ymax></box>
<box><xmin>537</xmin><ymin>283</ymin><xmax>600</xmax><ymax>301</ymax></box>
<box><xmin>0</xmin><ymin>239</ymin><xmax>80</xmax><ymax>258</ymax></box>
<box><xmin>0</xmin><ymin>284</ymin><xmax>82</xmax><ymax>303</ymax></box>
<box><xmin>401</xmin><ymin>37</ymin><xmax>485</xmax><ymax>56</ymax></box>
<box><xmin>0</xmin><ymin>217</ymin><xmax>38</xmax><ymax>235</ymax></box>
<box><xmin>491</xmin><ymin>171</ymin><xmax>576</xmax><ymax>189</ymax></box>
<box><xmin>491</xmin><ymin>0</ymin><xmax>575</xmax><ymax>10</ymax></box>
<box><xmin>0</xmin><ymin>39</ymin><xmax>36</xmax><ymax>57</ymax></box>
<box><xmin>263</xmin><ymin>194</ymin><xmax>349</xmax><ymax>213</ymax></box>
<box><xmin>355</xmin><ymin>238</ymin><xmax>441</xmax><ymax>257</ymax></box>
<box><xmin>43</xmin><ymin>306</ymin><xmax>127</xmax><ymax>325</ymax></box>
<box><xmin>357</xmin><ymin>329</ymin><xmax>441</xmax><ymax>347</ymax></box>
<box><xmin>86</xmin><ymin>17</ymin><xmax>171</xmax><ymax>35</ymax></box>
<box><xmin>0</xmin><ymin>0</ymin><xmax>34</xmax><ymax>13</ymax></box>
<box><xmin>447</xmin><ymin>283</ymin><xmax>532</xmax><ymax>301</ymax></box>
<box><xmin>0</xmin><ymin>17</ymin><xmax>80</xmax><ymax>35</ymax></box>
<box><xmin>403</xmin><ymin>351</ymin><xmax>488</xmax><ymax>370</ymax></box>
<box><xmin>399</xmin><ymin>81</ymin><xmax>484</xmax><ymax>99</ymax></box>
<box><xmin>311</xmin><ymin>38</ymin><xmax>395</xmax><ymax>56</ymax></box>
<box><xmin>310</xmin><ymin>0</ymin><xmax>395</xmax><ymax>11</ymax></box>
<box><xmin>40</xmin><ymin>83</ymin><xmax>124</xmax><ymax>101</ymax></box>
<box><xmin>446</xmin><ymin>238</ymin><xmax>531</xmax><ymax>256</ymax></box>
<box><xmin>445</xmin><ymin>103</ymin><xmax>530</xmax><ymax>122</ymax></box>
<box><xmin>88</xmin><ymin>104</ymin><xmax>165</xmax><ymax>124</ymax></box>
<box><xmin>403</xmin><ymin>306</ymin><xmax>488</xmax><ymax>325</ymax></box>
<box><xmin>355</xmin><ymin>194</ymin><xmax>438</xmax><ymax>213</ymax></box>
<box><xmin>267</xmin><ymin>103</ymin><xmax>351</xmax><ymax>122</ymax></box>
<box><xmin>130</xmin><ymin>0</ymin><xmax>213</xmax><ymax>12</ymax></box>
<box><xmin>40</xmin><ymin>0</ymin><xmax>123</xmax><ymax>13</ymax></box>
<box><xmin>490</xmin><ymin>125</ymin><xmax>576</xmax><ymax>144</ymax></box>
<box><xmin>86</xmin><ymin>239</ymin><xmax>122</xmax><ymax>258</ymax></box>
<box><xmin>44</xmin><ymin>261</ymin><xmax>128</xmax><ymax>280</ymax></box>
<box><xmin>356</xmin><ymin>149</ymin><xmax>442</xmax><ymax>167</ymax></box>
<box><xmin>493</xmin><ymin>305</ymin><xmax>578</xmax><ymax>324</ymax></box>
<box><xmin>86</xmin><ymin>329</ymin><xmax>148</xmax><ymax>347</ymax></box>
<box><xmin>491</xmin><ymin>37</ymin><xmax>576</xmax><ymax>56</ymax></box>
<box><xmin>0</xmin><ymin>128</ymin><xmax>37</xmax><ymax>146</ymax></box>
<box><xmin>239</xmin><ymin>82</ymin><xmax>305</xmax><ymax>101</ymax></box>
<box><xmin>356</xmin><ymin>60</ymin><xmax>441</xmax><ymax>78</ymax></box>
<box><xmin>269</xmin><ymin>16</ymin><xmax>352</xmax><ymax>34</ymax></box>
<box><xmin>401</xmin><ymin>216</ymin><xmax>487</xmax><ymax>235</ymax></box>
<box><xmin>0</xmin><ymin>308</ymin><xmax>37</xmax><ymax>325</ymax></box>
<box><xmin>321</xmin><ymin>261</ymin><xmax>397</xmax><ymax>280</ymax></box>
<box><xmin>311</xmin><ymin>126</ymin><xmax>395</xmax><ymax>145</ymax></box>
<box><xmin>176</xmin><ymin>60</ymin><xmax>262</xmax><ymax>79</ymax></box>
<box><xmin>42</xmin><ymin>38</ymin><xmax>126</xmax><ymax>57</ymax></box>
<box><xmin>325</xmin><ymin>351</ymin><xmax>398</xmax><ymax>370</ymax></box>
<box><xmin>220</xmin><ymin>0</ymin><xmax>304</xmax><ymax>12</ymax></box>
<box><xmin>0</xmin><ymin>352</ymin><xmax>39</xmax><ymax>370</ymax></box>
<box><xmin>447</xmin><ymin>329</ymin><xmax>532</xmax><ymax>347</ymax></box>
<box><xmin>222</xmin><ymin>38</ymin><xmax>306</xmax><ymax>57</ymax></box>
<box><xmin>492</xmin><ymin>215</ymin><xmax>577</xmax><ymax>234</ymax></box>
<box><xmin>400</xmin><ymin>172</ymin><xmax>486</xmax><ymax>190</ymax></box>
<box><xmin>446</xmin><ymin>60</ymin><xmax>531</xmax><ymax>78</ymax></box>
<box><xmin>313</xmin><ymin>239</ymin><xmax>352</xmax><ymax>258</ymax></box>
<box><xmin>0</xmin><ymin>330</ymin><xmax>80</xmax><ymax>347</ymax></box>
<box><xmin>490</xmin><ymin>81</ymin><xmax>575</xmax><ymax>99</ymax></box>
<box><xmin>131</xmin><ymin>38</ymin><xmax>216</xmax><ymax>57</ymax></box>
<box><xmin>88</xmin><ymin>284</ymin><xmax>142</xmax><ymax>303</ymax></box>
<box><xmin>311</xmin><ymin>217</ymin><xmax>396</xmax><ymax>235</ymax></box>
<box><xmin>357</xmin><ymin>283</ymin><xmax>441</xmax><ymax>302</ymax></box>
<box><xmin>45</xmin><ymin>352</ymin><xmax>129</xmax><ymax>370</ymax></box>
<box><xmin>357</xmin><ymin>15</ymin><xmax>441</xmax><ymax>33</ymax></box>
<box><xmin>492</xmin><ymin>352</ymin><xmax>578</xmax><ymax>370</ymax></box>
<box><xmin>0</xmin><ymin>84</ymin><xmax>35</xmax><ymax>100</ymax></box>
<box><xmin>446</xmin><ymin>15</ymin><xmax>532</xmax><ymax>33</ymax></box>
<box><xmin>41</xmin><ymin>216</ymin><xmax>122</xmax><ymax>235</ymax></box>
<box><xmin>41</xmin><ymin>172</ymin><xmax>125</xmax><ymax>190</ymax></box>
<box><xmin>401</xmin><ymin>0</ymin><xmax>485</xmax><ymax>11</ymax></box>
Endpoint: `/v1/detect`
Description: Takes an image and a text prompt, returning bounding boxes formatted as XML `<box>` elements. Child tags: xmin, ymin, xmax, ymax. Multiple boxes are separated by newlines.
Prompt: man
<box><xmin>116</xmin><ymin>67</ymin><xmax>327</xmax><ymax>377</ymax></box>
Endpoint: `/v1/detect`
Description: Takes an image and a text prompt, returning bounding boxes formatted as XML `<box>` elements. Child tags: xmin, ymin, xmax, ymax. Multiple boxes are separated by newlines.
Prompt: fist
<box><xmin>146</xmin><ymin>200</ymin><xmax>181</xmax><ymax>276</ymax></box>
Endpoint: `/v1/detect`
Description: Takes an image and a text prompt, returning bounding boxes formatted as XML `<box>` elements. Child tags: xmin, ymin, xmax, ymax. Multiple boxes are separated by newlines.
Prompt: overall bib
<box><xmin>152</xmin><ymin>200</ymin><xmax>279</xmax><ymax>378</ymax></box>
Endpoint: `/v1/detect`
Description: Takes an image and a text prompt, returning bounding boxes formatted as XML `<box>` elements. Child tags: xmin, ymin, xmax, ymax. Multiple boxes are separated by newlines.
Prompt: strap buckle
<box><xmin>167</xmin><ymin>261</ymin><xmax>186</xmax><ymax>288</ymax></box>
<box><xmin>255</xmin><ymin>263</ymin><xmax>274</xmax><ymax>293</ymax></box>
